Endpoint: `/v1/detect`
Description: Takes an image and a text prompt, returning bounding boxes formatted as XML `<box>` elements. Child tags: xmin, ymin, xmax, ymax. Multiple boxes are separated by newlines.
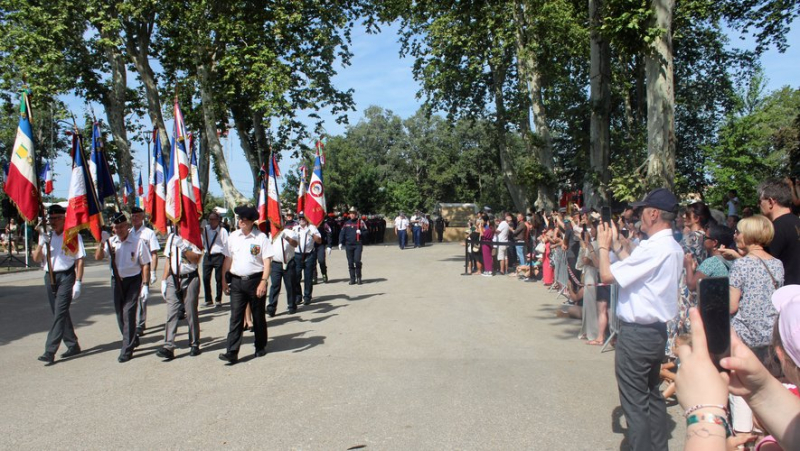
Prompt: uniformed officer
<box><xmin>32</xmin><ymin>205</ymin><xmax>85</xmax><ymax>364</ymax></box>
<box><xmin>202</xmin><ymin>210</ymin><xmax>229</xmax><ymax>308</ymax></box>
<box><xmin>313</xmin><ymin>217</ymin><xmax>333</xmax><ymax>284</ymax></box>
<box><xmin>338</xmin><ymin>206</ymin><xmax>368</xmax><ymax>285</ymax></box>
<box><xmin>156</xmin><ymin>224</ymin><xmax>205</xmax><ymax>360</ymax></box>
<box><xmin>130</xmin><ymin>206</ymin><xmax>160</xmax><ymax>336</ymax></box>
<box><xmin>394</xmin><ymin>212</ymin><xmax>409</xmax><ymax>250</ymax></box>
<box><xmin>219</xmin><ymin>206</ymin><xmax>274</xmax><ymax>364</ymax></box>
<box><xmin>410</xmin><ymin>210</ymin><xmax>423</xmax><ymax>248</ymax></box>
<box><xmin>293</xmin><ymin>212</ymin><xmax>321</xmax><ymax>305</ymax></box>
<box><xmin>267</xmin><ymin>223</ymin><xmax>298</xmax><ymax>317</ymax></box>
<box><xmin>95</xmin><ymin>212</ymin><xmax>151</xmax><ymax>363</ymax></box>
<box><xmin>283</xmin><ymin>211</ymin><xmax>298</xmax><ymax>230</ymax></box>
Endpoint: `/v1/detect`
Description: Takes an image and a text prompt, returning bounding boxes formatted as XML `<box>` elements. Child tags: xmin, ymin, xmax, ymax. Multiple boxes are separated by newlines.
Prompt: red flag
<box><xmin>64</xmin><ymin>132</ymin><xmax>103</xmax><ymax>252</ymax></box>
<box><xmin>166</xmin><ymin>99</ymin><xmax>202</xmax><ymax>249</ymax></box>
<box><xmin>4</xmin><ymin>91</ymin><xmax>39</xmax><ymax>222</ymax></box>
<box><xmin>297</xmin><ymin>166</ymin><xmax>306</xmax><ymax>214</ymax></box>
<box><xmin>304</xmin><ymin>150</ymin><xmax>326</xmax><ymax>226</ymax></box>
<box><xmin>257</xmin><ymin>179</ymin><xmax>267</xmax><ymax>233</ymax></box>
<box><xmin>189</xmin><ymin>133</ymin><xmax>203</xmax><ymax>216</ymax></box>
<box><xmin>267</xmin><ymin>153</ymin><xmax>283</xmax><ymax>237</ymax></box>
<box><xmin>146</xmin><ymin>129</ymin><xmax>167</xmax><ymax>234</ymax></box>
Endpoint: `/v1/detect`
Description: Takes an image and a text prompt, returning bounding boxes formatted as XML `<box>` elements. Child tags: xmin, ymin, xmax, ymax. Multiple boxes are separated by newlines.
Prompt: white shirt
<box><xmin>270</xmin><ymin>229</ymin><xmax>297</xmax><ymax>264</ymax></box>
<box><xmin>131</xmin><ymin>224</ymin><xmax>160</xmax><ymax>254</ymax></box>
<box><xmin>227</xmin><ymin>228</ymin><xmax>274</xmax><ymax>276</ymax></box>
<box><xmin>496</xmin><ymin>221</ymin><xmax>510</xmax><ymax>241</ymax></box>
<box><xmin>202</xmin><ymin>225</ymin><xmax>229</xmax><ymax>256</ymax></box>
<box><xmin>105</xmin><ymin>233</ymin><xmax>152</xmax><ymax>278</ymax></box>
<box><xmin>410</xmin><ymin>215</ymin><xmax>422</xmax><ymax>227</ymax></box>
<box><xmin>164</xmin><ymin>233</ymin><xmax>202</xmax><ymax>274</ymax></box>
<box><xmin>727</xmin><ymin>197</ymin><xmax>739</xmax><ymax>216</ymax></box>
<box><xmin>39</xmin><ymin>231</ymin><xmax>85</xmax><ymax>272</ymax></box>
<box><xmin>610</xmin><ymin>229</ymin><xmax>683</xmax><ymax>324</ymax></box>
<box><xmin>394</xmin><ymin>216</ymin><xmax>409</xmax><ymax>230</ymax></box>
<box><xmin>293</xmin><ymin>224</ymin><xmax>320</xmax><ymax>255</ymax></box>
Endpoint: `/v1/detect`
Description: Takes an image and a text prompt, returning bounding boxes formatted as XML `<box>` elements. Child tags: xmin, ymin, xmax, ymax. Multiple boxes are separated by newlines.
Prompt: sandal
<box><xmin>586</xmin><ymin>340</ymin><xmax>604</xmax><ymax>346</ymax></box>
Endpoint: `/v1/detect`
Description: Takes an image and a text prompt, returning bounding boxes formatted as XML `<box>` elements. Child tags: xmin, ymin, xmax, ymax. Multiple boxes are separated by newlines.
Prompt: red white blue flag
<box><xmin>3</xmin><ymin>90</ymin><xmax>39</xmax><ymax>222</ymax></box>
<box><xmin>257</xmin><ymin>179</ymin><xmax>267</xmax><ymax>233</ymax></box>
<box><xmin>304</xmin><ymin>150</ymin><xmax>326</xmax><ymax>226</ymax></box>
<box><xmin>41</xmin><ymin>161</ymin><xmax>54</xmax><ymax>195</ymax></box>
<box><xmin>297</xmin><ymin>165</ymin><xmax>306</xmax><ymax>214</ymax></box>
<box><xmin>64</xmin><ymin>131</ymin><xmax>103</xmax><ymax>252</ymax></box>
<box><xmin>189</xmin><ymin>133</ymin><xmax>203</xmax><ymax>216</ymax></box>
<box><xmin>146</xmin><ymin>129</ymin><xmax>167</xmax><ymax>234</ymax></box>
<box><xmin>267</xmin><ymin>154</ymin><xmax>283</xmax><ymax>238</ymax></box>
<box><xmin>88</xmin><ymin>122</ymin><xmax>116</xmax><ymax>203</ymax></box>
<box><xmin>165</xmin><ymin>100</ymin><xmax>202</xmax><ymax>248</ymax></box>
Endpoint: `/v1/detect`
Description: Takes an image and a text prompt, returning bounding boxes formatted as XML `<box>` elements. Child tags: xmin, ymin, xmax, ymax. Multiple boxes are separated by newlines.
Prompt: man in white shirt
<box><xmin>598</xmin><ymin>188</ymin><xmax>682</xmax><ymax>451</ymax></box>
<box><xmin>95</xmin><ymin>212</ymin><xmax>152</xmax><ymax>363</ymax></box>
<box><xmin>156</xmin><ymin>224</ymin><xmax>205</xmax><ymax>360</ymax></box>
<box><xmin>267</xmin><ymin>223</ymin><xmax>298</xmax><ymax>317</ymax></box>
<box><xmin>410</xmin><ymin>211</ymin><xmax>423</xmax><ymax>248</ymax></box>
<box><xmin>495</xmin><ymin>213</ymin><xmax>511</xmax><ymax>275</ymax></box>
<box><xmin>394</xmin><ymin>212</ymin><xmax>409</xmax><ymax>250</ymax></box>
<box><xmin>293</xmin><ymin>212</ymin><xmax>322</xmax><ymax>306</ymax></box>
<box><xmin>219</xmin><ymin>206</ymin><xmax>274</xmax><ymax>364</ymax></box>
<box><xmin>130</xmin><ymin>206</ymin><xmax>160</xmax><ymax>336</ymax></box>
<box><xmin>32</xmin><ymin>205</ymin><xmax>85</xmax><ymax>364</ymax></box>
<box><xmin>202</xmin><ymin>211</ymin><xmax>229</xmax><ymax>308</ymax></box>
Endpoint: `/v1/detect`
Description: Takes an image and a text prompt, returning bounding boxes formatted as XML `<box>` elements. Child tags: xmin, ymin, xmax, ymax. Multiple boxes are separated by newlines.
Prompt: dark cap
<box><xmin>131</xmin><ymin>207</ymin><xmax>144</xmax><ymax>214</ymax></box>
<box><xmin>111</xmin><ymin>212</ymin><xmax>128</xmax><ymax>224</ymax></box>
<box><xmin>631</xmin><ymin>188</ymin><xmax>678</xmax><ymax>212</ymax></box>
<box><xmin>234</xmin><ymin>205</ymin><xmax>258</xmax><ymax>221</ymax></box>
<box><xmin>47</xmin><ymin>205</ymin><xmax>66</xmax><ymax>216</ymax></box>
<box><xmin>297</xmin><ymin>211</ymin><xmax>304</xmax><ymax>217</ymax></box>
<box><xmin>285</xmin><ymin>210</ymin><xmax>294</xmax><ymax>217</ymax></box>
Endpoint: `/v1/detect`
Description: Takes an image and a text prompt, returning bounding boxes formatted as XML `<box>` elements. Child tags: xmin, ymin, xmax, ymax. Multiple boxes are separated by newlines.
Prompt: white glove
<box><xmin>72</xmin><ymin>281</ymin><xmax>81</xmax><ymax>301</ymax></box>
<box><xmin>338</xmin><ymin>244</ymin><xmax>343</xmax><ymax>251</ymax></box>
<box><xmin>101</xmin><ymin>231</ymin><xmax>110</xmax><ymax>244</ymax></box>
<box><xmin>327</xmin><ymin>247</ymin><xmax>332</xmax><ymax>256</ymax></box>
<box><xmin>161</xmin><ymin>280</ymin><xmax>167</xmax><ymax>299</ymax></box>
<box><xmin>150</xmin><ymin>272</ymin><xmax>157</xmax><ymax>285</ymax></box>
<box><xmin>356</xmin><ymin>229</ymin><xmax>361</xmax><ymax>235</ymax></box>
<box><xmin>140</xmin><ymin>285</ymin><xmax>149</xmax><ymax>301</ymax></box>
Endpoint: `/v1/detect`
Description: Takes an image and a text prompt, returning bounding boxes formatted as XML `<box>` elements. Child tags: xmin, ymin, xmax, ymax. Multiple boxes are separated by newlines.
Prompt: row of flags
<box><xmin>3</xmin><ymin>90</ymin><xmax>328</xmax><ymax>253</ymax></box>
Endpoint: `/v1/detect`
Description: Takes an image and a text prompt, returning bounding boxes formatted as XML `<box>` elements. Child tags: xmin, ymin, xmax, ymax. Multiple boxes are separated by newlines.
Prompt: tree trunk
<box><xmin>197</xmin><ymin>60</ymin><xmax>247</xmax><ymax>208</ymax></box>
<box><xmin>230</xmin><ymin>103</ymin><xmax>262</xmax><ymax>199</ymax></box>
<box><xmin>123</xmin><ymin>20</ymin><xmax>170</xmax><ymax>150</ymax></box>
<box><xmin>490</xmin><ymin>60</ymin><xmax>529</xmax><ymax>213</ymax></box>
<box><xmin>199</xmin><ymin>131</ymin><xmax>210</xmax><ymax>206</ymax></box>
<box><xmin>100</xmin><ymin>30</ymin><xmax>134</xmax><ymax>211</ymax></box>
<box><xmin>586</xmin><ymin>0</ymin><xmax>612</xmax><ymax>208</ymax></box>
<box><xmin>513</xmin><ymin>0</ymin><xmax>555</xmax><ymax>212</ymax></box>
<box><xmin>645</xmin><ymin>0</ymin><xmax>676</xmax><ymax>190</ymax></box>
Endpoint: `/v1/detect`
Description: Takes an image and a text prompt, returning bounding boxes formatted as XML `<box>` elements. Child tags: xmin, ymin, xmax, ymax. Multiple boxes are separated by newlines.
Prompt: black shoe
<box><xmin>287</xmin><ymin>308</ymin><xmax>297</xmax><ymax>315</ymax></box>
<box><xmin>204</xmin><ymin>301</ymin><xmax>213</xmax><ymax>307</ymax></box>
<box><xmin>190</xmin><ymin>346</ymin><xmax>202</xmax><ymax>357</ymax></box>
<box><xmin>312</xmin><ymin>276</ymin><xmax>318</xmax><ymax>284</ymax></box>
<box><xmin>349</xmin><ymin>280</ymin><xmax>355</xmax><ymax>285</ymax></box>
<box><xmin>135</xmin><ymin>327</ymin><xmax>144</xmax><ymax>337</ymax></box>
<box><xmin>255</xmin><ymin>348</ymin><xmax>268</xmax><ymax>358</ymax></box>
<box><xmin>37</xmin><ymin>353</ymin><xmax>54</xmax><ymax>364</ymax></box>
<box><xmin>322</xmin><ymin>274</ymin><xmax>328</xmax><ymax>283</ymax></box>
<box><xmin>267</xmin><ymin>310</ymin><xmax>275</xmax><ymax>318</ymax></box>
<box><xmin>304</xmin><ymin>299</ymin><xmax>312</xmax><ymax>306</ymax></box>
<box><xmin>118</xmin><ymin>354</ymin><xmax>132</xmax><ymax>363</ymax></box>
<box><xmin>61</xmin><ymin>346</ymin><xmax>81</xmax><ymax>358</ymax></box>
<box><xmin>357</xmin><ymin>278</ymin><xmax>362</xmax><ymax>285</ymax></box>
<box><xmin>178</xmin><ymin>313</ymin><xmax>186</xmax><ymax>321</ymax></box>
<box><xmin>215</xmin><ymin>302</ymin><xmax>222</xmax><ymax>308</ymax></box>
<box><xmin>156</xmin><ymin>347</ymin><xmax>175</xmax><ymax>360</ymax></box>
<box><xmin>218</xmin><ymin>352</ymin><xmax>238</xmax><ymax>364</ymax></box>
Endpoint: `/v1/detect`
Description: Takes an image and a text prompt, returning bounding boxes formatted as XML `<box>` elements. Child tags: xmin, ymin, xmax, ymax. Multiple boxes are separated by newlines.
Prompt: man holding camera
<box><xmin>597</xmin><ymin>188</ymin><xmax>683</xmax><ymax>451</ymax></box>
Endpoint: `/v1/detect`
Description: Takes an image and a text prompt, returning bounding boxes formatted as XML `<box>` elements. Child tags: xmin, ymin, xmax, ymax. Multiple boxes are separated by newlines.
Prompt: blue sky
<box><xmin>45</xmin><ymin>21</ymin><xmax>799</xmax><ymax>201</ymax></box>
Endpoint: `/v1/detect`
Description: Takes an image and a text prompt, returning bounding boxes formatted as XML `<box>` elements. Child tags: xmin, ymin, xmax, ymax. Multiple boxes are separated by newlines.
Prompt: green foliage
<box><xmin>607</xmin><ymin>161</ymin><xmax>648</xmax><ymax>203</ymax></box>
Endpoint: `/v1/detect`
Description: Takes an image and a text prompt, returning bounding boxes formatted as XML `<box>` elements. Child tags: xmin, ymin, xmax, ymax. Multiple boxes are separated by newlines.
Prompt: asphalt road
<box><xmin>0</xmin><ymin>242</ymin><xmax>686</xmax><ymax>450</ymax></box>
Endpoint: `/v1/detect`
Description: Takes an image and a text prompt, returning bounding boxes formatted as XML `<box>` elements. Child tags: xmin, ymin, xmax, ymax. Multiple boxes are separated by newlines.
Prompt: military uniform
<box><xmin>130</xmin><ymin>209</ymin><xmax>161</xmax><ymax>335</ymax></box>
<box><xmin>202</xmin><ymin>219</ymin><xmax>229</xmax><ymax>307</ymax></box>
<box><xmin>313</xmin><ymin>219</ymin><xmax>333</xmax><ymax>283</ymax></box>
<box><xmin>293</xmin><ymin>215</ymin><xmax>321</xmax><ymax>305</ymax></box>
<box><xmin>339</xmin><ymin>208</ymin><xmax>368</xmax><ymax>285</ymax></box>
<box><xmin>267</xmin><ymin>228</ymin><xmax>298</xmax><ymax>317</ymax></box>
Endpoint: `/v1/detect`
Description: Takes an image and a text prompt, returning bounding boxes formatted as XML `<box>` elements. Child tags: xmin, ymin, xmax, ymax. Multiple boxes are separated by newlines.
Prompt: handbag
<box><xmin>535</xmin><ymin>242</ymin><xmax>545</xmax><ymax>254</ymax></box>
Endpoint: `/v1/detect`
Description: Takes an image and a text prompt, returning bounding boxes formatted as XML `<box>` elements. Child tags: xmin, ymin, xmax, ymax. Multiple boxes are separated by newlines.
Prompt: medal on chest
<box><xmin>250</xmin><ymin>244</ymin><xmax>261</xmax><ymax>256</ymax></box>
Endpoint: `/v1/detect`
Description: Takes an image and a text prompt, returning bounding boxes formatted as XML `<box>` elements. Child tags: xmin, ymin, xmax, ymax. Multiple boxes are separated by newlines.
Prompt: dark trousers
<box><xmin>226</xmin><ymin>276</ymin><xmax>267</xmax><ymax>355</ymax></box>
<box><xmin>44</xmin><ymin>270</ymin><xmax>78</xmax><ymax>354</ymax></box>
<box><xmin>113</xmin><ymin>274</ymin><xmax>142</xmax><ymax>357</ymax></box>
<box><xmin>314</xmin><ymin>244</ymin><xmax>327</xmax><ymax>279</ymax></box>
<box><xmin>615</xmin><ymin>321</ymin><xmax>669</xmax><ymax>451</ymax></box>
<box><xmin>294</xmin><ymin>252</ymin><xmax>316</xmax><ymax>303</ymax></box>
<box><xmin>203</xmin><ymin>253</ymin><xmax>225</xmax><ymax>304</ymax></box>
<box><xmin>436</xmin><ymin>228</ymin><xmax>444</xmax><ymax>242</ymax></box>
<box><xmin>268</xmin><ymin>261</ymin><xmax>296</xmax><ymax>314</ymax></box>
<box><xmin>412</xmin><ymin>227</ymin><xmax>421</xmax><ymax>247</ymax></box>
<box><xmin>345</xmin><ymin>244</ymin><xmax>363</xmax><ymax>281</ymax></box>
<box><xmin>398</xmin><ymin>230</ymin><xmax>407</xmax><ymax>249</ymax></box>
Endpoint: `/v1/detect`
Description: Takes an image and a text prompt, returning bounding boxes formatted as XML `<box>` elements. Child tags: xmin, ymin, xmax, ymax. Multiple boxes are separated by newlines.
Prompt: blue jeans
<box><xmin>398</xmin><ymin>230</ymin><xmax>407</xmax><ymax>249</ymax></box>
<box><xmin>412</xmin><ymin>227</ymin><xmax>421</xmax><ymax>247</ymax></box>
<box><xmin>294</xmin><ymin>252</ymin><xmax>316</xmax><ymax>304</ymax></box>
<box><xmin>515</xmin><ymin>244</ymin><xmax>526</xmax><ymax>266</ymax></box>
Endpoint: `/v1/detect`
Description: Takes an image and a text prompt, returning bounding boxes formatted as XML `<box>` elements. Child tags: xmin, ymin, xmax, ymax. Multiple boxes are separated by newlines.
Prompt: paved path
<box><xmin>0</xmin><ymin>243</ymin><xmax>686</xmax><ymax>450</ymax></box>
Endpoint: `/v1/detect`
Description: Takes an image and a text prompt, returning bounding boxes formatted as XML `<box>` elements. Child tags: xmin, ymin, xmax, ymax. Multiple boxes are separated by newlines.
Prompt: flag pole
<box><xmin>22</xmin><ymin>85</ymin><xmax>55</xmax><ymax>284</ymax></box>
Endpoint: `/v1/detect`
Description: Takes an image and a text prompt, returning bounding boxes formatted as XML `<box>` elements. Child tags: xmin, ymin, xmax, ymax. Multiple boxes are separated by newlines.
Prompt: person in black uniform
<box><xmin>338</xmin><ymin>206</ymin><xmax>368</xmax><ymax>285</ymax></box>
<box><xmin>313</xmin><ymin>217</ymin><xmax>333</xmax><ymax>284</ymax></box>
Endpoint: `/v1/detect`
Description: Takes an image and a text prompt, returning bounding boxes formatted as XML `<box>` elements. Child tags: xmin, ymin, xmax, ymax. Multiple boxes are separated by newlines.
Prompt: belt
<box><xmin>231</xmin><ymin>272</ymin><xmax>262</xmax><ymax>281</ymax></box>
<box><xmin>178</xmin><ymin>271</ymin><xmax>199</xmax><ymax>279</ymax></box>
<box><xmin>619</xmin><ymin>320</ymin><xmax>667</xmax><ymax>330</ymax></box>
<box><xmin>53</xmin><ymin>265</ymin><xmax>76</xmax><ymax>275</ymax></box>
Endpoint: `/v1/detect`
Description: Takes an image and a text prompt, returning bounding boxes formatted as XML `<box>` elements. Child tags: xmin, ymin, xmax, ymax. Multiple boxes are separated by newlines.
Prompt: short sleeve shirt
<box><xmin>164</xmin><ymin>234</ymin><xmax>202</xmax><ymax>274</ymax></box>
<box><xmin>729</xmin><ymin>256</ymin><xmax>784</xmax><ymax>347</ymax></box>
<box><xmin>131</xmin><ymin>225</ymin><xmax>160</xmax><ymax>254</ymax></box>
<box><xmin>228</xmin><ymin>228</ymin><xmax>274</xmax><ymax>276</ymax></box>
<box><xmin>39</xmin><ymin>232</ymin><xmax>86</xmax><ymax>272</ymax></box>
<box><xmin>768</xmin><ymin>213</ymin><xmax>800</xmax><ymax>285</ymax></box>
<box><xmin>106</xmin><ymin>233</ymin><xmax>151</xmax><ymax>278</ymax></box>
<box><xmin>293</xmin><ymin>224</ymin><xmax>320</xmax><ymax>255</ymax></box>
<box><xmin>696</xmin><ymin>255</ymin><xmax>731</xmax><ymax>278</ymax></box>
<box><xmin>271</xmin><ymin>229</ymin><xmax>297</xmax><ymax>264</ymax></box>
<box><xmin>202</xmin><ymin>225</ymin><xmax>229</xmax><ymax>256</ymax></box>
<box><xmin>496</xmin><ymin>221</ymin><xmax>510</xmax><ymax>241</ymax></box>
<box><xmin>610</xmin><ymin>229</ymin><xmax>683</xmax><ymax>324</ymax></box>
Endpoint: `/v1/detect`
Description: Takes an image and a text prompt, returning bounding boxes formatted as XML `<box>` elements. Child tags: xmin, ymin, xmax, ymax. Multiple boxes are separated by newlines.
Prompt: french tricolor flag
<box><xmin>267</xmin><ymin>154</ymin><xmax>283</xmax><ymax>238</ymax></box>
<box><xmin>42</xmin><ymin>161</ymin><xmax>54</xmax><ymax>195</ymax></box>
<box><xmin>146</xmin><ymin>129</ymin><xmax>167</xmax><ymax>234</ymax></box>
<box><xmin>165</xmin><ymin>99</ymin><xmax>202</xmax><ymax>248</ymax></box>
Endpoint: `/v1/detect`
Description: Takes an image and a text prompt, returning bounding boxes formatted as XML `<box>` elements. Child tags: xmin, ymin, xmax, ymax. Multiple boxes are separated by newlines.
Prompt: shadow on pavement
<box><xmin>269</xmin><ymin>331</ymin><xmax>325</xmax><ymax>353</ymax></box>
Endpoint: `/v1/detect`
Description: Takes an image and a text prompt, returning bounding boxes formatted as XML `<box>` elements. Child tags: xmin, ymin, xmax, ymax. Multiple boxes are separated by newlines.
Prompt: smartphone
<box><xmin>620</xmin><ymin>228</ymin><xmax>630</xmax><ymax>239</ymax></box>
<box><xmin>601</xmin><ymin>206</ymin><xmax>612</xmax><ymax>225</ymax></box>
<box><xmin>697</xmin><ymin>277</ymin><xmax>731</xmax><ymax>372</ymax></box>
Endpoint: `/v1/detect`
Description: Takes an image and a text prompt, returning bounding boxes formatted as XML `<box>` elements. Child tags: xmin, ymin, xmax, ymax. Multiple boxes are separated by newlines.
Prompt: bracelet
<box><xmin>684</xmin><ymin>404</ymin><xmax>728</xmax><ymax>418</ymax></box>
<box><xmin>686</xmin><ymin>413</ymin><xmax>731</xmax><ymax>438</ymax></box>
<box><xmin>599</xmin><ymin>246</ymin><xmax>609</xmax><ymax>251</ymax></box>
<box><xmin>261</xmin><ymin>278</ymin><xmax>268</xmax><ymax>282</ymax></box>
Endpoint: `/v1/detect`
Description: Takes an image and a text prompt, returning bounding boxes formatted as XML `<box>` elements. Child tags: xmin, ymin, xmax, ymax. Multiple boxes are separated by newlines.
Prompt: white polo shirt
<box><xmin>293</xmin><ymin>224</ymin><xmax>320</xmax><ymax>255</ymax></box>
<box><xmin>610</xmin><ymin>228</ymin><xmax>682</xmax><ymax>324</ymax></box>
<box><xmin>497</xmin><ymin>220</ymin><xmax>510</xmax><ymax>241</ymax></box>
<box><xmin>227</xmin><ymin>228</ymin><xmax>274</xmax><ymax>276</ymax></box>
<box><xmin>164</xmin><ymin>233</ymin><xmax>202</xmax><ymax>274</ymax></box>
<box><xmin>105</xmin><ymin>233</ymin><xmax>152</xmax><ymax>278</ymax></box>
<box><xmin>131</xmin><ymin>224</ymin><xmax>160</xmax><ymax>255</ymax></box>
<box><xmin>39</xmin><ymin>231</ymin><xmax>86</xmax><ymax>272</ymax></box>
<box><xmin>394</xmin><ymin>216</ymin><xmax>409</xmax><ymax>230</ymax></box>
<box><xmin>270</xmin><ymin>229</ymin><xmax>297</xmax><ymax>264</ymax></box>
<box><xmin>202</xmin><ymin>225</ymin><xmax>229</xmax><ymax>256</ymax></box>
